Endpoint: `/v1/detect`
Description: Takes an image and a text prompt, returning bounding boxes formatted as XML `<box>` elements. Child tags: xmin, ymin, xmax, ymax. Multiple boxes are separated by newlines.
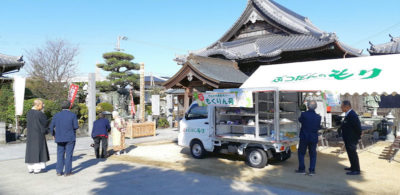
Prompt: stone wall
<box><xmin>0</xmin><ymin>122</ymin><xmax>5</xmax><ymax>144</ymax></box>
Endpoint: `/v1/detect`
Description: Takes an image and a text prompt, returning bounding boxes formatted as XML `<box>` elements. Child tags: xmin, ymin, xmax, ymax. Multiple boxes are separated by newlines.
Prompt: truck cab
<box><xmin>178</xmin><ymin>101</ymin><xmax>215</xmax><ymax>158</ymax></box>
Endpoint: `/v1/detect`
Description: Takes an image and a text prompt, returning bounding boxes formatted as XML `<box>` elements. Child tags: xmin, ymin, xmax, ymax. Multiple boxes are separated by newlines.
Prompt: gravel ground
<box><xmin>112</xmin><ymin>140</ymin><xmax>400</xmax><ymax>195</ymax></box>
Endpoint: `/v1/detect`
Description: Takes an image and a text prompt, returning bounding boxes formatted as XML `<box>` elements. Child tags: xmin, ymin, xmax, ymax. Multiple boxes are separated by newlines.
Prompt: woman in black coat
<box><xmin>25</xmin><ymin>99</ymin><xmax>50</xmax><ymax>174</ymax></box>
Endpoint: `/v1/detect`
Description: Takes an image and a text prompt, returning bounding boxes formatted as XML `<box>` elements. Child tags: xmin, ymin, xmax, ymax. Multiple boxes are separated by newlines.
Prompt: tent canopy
<box><xmin>240</xmin><ymin>54</ymin><xmax>400</xmax><ymax>95</ymax></box>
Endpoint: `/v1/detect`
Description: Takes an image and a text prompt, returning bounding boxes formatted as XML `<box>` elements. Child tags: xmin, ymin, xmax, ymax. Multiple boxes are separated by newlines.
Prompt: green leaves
<box><xmin>97</xmin><ymin>51</ymin><xmax>140</xmax><ymax>92</ymax></box>
<box><xmin>103</xmin><ymin>52</ymin><xmax>134</xmax><ymax>61</ymax></box>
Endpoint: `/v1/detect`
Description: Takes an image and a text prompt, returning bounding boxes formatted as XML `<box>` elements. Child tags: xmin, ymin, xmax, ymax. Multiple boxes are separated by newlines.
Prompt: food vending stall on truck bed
<box><xmin>179</xmin><ymin>53</ymin><xmax>400</xmax><ymax>168</ymax></box>
<box><xmin>178</xmin><ymin>87</ymin><xmax>303</xmax><ymax>168</ymax></box>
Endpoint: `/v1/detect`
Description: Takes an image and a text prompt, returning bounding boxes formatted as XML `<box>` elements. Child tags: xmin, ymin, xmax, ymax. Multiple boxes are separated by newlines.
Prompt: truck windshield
<box><xmin>187</xmin><ymin>104</ymin><xmax>208</xmax><ymax>120</ymax></box>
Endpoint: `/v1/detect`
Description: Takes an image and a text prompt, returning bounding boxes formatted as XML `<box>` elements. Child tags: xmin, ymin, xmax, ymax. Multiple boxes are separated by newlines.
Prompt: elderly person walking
<box><xmin>92</xmin><ymin>112</ymin><xmax>111</xmax><ymax>158</ymax></box>
<box><xmin>111</xmin><ymin>111</ymin><xmax>126</xmax><ymax>155</ymax></box>
<box><xmin>49</xmin><ymin>101</ymin><xmax>79</xmax><ymax>176</ymax></box>
<box><xmin>295</xmin><ymin>100</ymin><xmax>321</xmax><ymax>176</ymax></box>
<box><xmin>340</xmin><ymin>100</ymin><xmax>362</xmax><ymax>175</ymax></box>
<box><xmin>25</xmin><ymin>99</ymin><xmax>50</xmax><ymax>174</ymax></box>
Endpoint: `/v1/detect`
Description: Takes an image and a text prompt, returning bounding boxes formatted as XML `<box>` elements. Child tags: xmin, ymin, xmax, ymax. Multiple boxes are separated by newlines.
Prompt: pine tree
<box><xmin>96</xmin><ymin>52</ymin><xmax>140</xmax><ymax>92</ymax></box>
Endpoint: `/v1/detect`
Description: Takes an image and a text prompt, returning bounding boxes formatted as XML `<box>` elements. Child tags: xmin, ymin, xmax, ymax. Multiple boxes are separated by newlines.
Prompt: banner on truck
<box><xmin>193</xmin><ymin>91</ymin><xmax>253</xmax><ymax>107</ymax></box>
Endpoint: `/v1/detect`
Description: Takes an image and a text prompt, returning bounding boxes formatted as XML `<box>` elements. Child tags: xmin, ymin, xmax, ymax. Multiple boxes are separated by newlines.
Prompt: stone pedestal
<box><xmin>0</xmin><ymin>122</ymin><xmax>6</xmax><ymax>144</ymax></box>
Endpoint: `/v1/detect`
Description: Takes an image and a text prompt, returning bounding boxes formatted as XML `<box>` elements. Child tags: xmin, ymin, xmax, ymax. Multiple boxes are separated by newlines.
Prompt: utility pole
<box><xmin>115</xmin><ymin>35</ymin><xmax>128</xmax><ymax>51</ymax></box>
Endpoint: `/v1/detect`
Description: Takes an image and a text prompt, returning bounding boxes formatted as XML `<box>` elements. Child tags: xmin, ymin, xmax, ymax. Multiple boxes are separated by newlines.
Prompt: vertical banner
<box><xmin>68</xmin><ymin>84</ymin><xmax>79</xmax><ymax>109</ymax></box>
<box><xmin>129</xmin><ymin>89</ymin><xmax>136</xmax><ymax>116</ymax></box>
<box><xmin>151</xmin><ymin>95</ymin><xmax>160</xmax><ymax>116</ymax></box>
<box><xmin>13</xmin><ymin>77</ymin><xmax>26</xmax><ymax>116</ymax></box>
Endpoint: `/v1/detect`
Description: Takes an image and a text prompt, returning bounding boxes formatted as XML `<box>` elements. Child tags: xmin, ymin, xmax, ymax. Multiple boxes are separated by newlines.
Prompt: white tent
<box><xmin>240</xmin><ymin>54</ymin><xmax>400</xmax><ymax>95</ymax></box>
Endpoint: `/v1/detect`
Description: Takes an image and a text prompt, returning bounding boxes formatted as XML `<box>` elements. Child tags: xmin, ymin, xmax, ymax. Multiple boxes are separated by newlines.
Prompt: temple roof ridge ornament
<box><xmin>247</xmin><ymin>10</ymin><xmax>264</xmax><ymax>24</ymax></box>
<box><xmin>368</xmin><ymin>34</ymin><xmax>400</xmax><ymax>55</ymax></box>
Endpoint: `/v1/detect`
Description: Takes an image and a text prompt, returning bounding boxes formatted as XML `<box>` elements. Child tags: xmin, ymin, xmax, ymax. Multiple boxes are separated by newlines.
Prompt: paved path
<box><xmin>0</xmin><ymin>151</ymin><xmax>313</xmax><ymax>195</ymax></box>
<box><xmin>0</xmin><ymin>128</ymin><xmax>178</xmax><ymax>161</ymax></box>
<box><xmin>0</xmin><ymin>128</ymin><xmax>312</xmax><ymax>195</ymax></box>
<box><xmin>0</xmin><ymin>129</ymin><xmax>309</xmax><ymax>194</ymax></box>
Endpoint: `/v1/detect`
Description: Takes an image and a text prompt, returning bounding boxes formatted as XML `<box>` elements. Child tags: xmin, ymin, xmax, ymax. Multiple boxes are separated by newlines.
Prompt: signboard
<box><xmin>323</xmin><ymin>91</ymin><xmax>341</xmax><ymax>107</ymax></box>
<box><xmin>193</xmin><ymin>91</ymin><xmax>253</xmax><ymax>107</ymax></box>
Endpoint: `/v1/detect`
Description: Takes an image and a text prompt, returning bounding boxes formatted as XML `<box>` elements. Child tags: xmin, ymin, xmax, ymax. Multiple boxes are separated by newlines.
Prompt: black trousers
<box><xmin>93</xmin><ymin>136</ymin><xmax>108</xmax><ymax>158</ymax></box>
<box><xmin>344</xmin><ymin>140</ymin><xmax>360</xmax><ymax>172</ymax></box>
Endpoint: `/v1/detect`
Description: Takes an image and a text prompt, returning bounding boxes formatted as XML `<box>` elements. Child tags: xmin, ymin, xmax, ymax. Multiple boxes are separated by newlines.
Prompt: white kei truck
<box><xmin>178</xmin><ymin>88</ymin><xmax>301</xmax><ymax>168</ymax></box>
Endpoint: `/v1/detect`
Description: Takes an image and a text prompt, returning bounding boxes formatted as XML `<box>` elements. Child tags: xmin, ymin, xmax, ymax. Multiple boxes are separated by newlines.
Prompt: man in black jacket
<box><xmin>340</xmin><ymin>100</ymin><xmax>362</xmax><ymax>175</ymax></box>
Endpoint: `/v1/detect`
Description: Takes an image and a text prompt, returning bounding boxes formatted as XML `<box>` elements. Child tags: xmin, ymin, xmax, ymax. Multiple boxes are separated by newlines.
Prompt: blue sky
<box><xmin>1</xmin><ymin>0</ymin><xmax>400</xmax><ymax>77</ymax></box>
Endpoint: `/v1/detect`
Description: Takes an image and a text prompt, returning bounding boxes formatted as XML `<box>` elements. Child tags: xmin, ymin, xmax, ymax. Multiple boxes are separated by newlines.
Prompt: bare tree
<box><xmin>25</xmin><ymin>40</ymin><xmax>79</xmax><ymax>100</ymax></box>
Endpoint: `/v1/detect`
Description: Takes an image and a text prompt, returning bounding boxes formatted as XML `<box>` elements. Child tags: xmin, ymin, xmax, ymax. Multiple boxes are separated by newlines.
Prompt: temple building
<box><xmin>164</xmin><ymin>0</ymin><xmax>362</xmax><ymax>111</ymax></box>
<box><xmin>0</xmin><ymin>53</ymin><xmax>24</xmax><ymax>76</ymax></box>
<box><xmin>0</xmin><ymin>53</ymin><xmax>24</xmax><ymax>83</ymax></box>
<box><xmin>368</xmin><ymin>34</ymin><xmax>400</xmax><ymax>55</ymax></box>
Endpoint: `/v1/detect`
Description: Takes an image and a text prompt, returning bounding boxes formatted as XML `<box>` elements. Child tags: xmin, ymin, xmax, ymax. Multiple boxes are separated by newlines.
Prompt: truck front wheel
<box><xmin>245</xmin><ymin>148</ymin><xmax>267</xmax><ymax>168</ymax></box>
<box><xmin>190</xmin><ymin>140</ymin><xmax>206</xmax><ymax>159</ymax></box>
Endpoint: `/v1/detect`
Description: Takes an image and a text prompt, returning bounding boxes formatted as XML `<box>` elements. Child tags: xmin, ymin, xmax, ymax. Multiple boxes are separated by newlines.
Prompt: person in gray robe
<box><xmin>25</xmin><ymin>99</ymin><xmax>50</xmax><ymax>174</ymax></box>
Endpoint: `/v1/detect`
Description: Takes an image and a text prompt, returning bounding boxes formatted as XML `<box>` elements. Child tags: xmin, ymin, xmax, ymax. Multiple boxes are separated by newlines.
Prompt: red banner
<box><xmin>130</xmin><ymin>89</ymin><xmax>136</xmax><ymax>116</ymax></box>
<box><xmin>68</xmin><ymin>84</ymin><xmax>79</xmax><ymax>109</ymax></box>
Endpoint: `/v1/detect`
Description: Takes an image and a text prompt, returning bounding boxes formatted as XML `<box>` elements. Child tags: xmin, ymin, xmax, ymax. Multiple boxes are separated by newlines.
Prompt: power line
<box><xmin>127</xmin><ymin>38</ymin><xmax>187</xmax><ymax>52</ymax></box>
<box><xmin>351</xmin><ymin>21</ymin><xmax>400</xmax><ymax>47</ymax></box>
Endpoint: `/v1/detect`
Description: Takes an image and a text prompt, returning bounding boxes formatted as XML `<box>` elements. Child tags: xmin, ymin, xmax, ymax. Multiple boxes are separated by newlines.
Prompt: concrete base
<box><xmin>0</xmin><ymin>122</ymin><xmax>6</xmax><ymax>144</ymax></box>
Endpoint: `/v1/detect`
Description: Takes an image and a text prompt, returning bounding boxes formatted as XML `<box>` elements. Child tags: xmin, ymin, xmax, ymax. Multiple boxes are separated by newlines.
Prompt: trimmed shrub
<box><xmin>96</xmin><ymin>102</ymin><xmax>113</xmax><ymax>114</ymax></box>
<box><xmin>157</xmin><ymin>117</ymin><xmax>169</xmax><ymax>129</ymax></box>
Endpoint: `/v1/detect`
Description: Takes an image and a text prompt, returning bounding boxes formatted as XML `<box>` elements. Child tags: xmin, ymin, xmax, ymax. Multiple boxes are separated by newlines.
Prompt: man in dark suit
<box><xmin>340</xmin><ymin>100</ymin><xmax>362</xmax><ymax>175</ymax></box>
<box><xmin>91</xmin><ymin>112</ymin><xmax>111</xmax><ymax>159</ymax></box>
<box><xmin>296</xmin><ymin>100</ymin><xmax>321</xmax><ymax>176</ymax></box>
<box><xmin>49</xmin><ymin>101</ymin><xmax>79</xmax><ymax>176</ymax></box>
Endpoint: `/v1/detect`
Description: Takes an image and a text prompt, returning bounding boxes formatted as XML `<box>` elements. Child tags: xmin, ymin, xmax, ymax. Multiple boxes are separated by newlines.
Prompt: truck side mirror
<box><xmin>185</xmin><ymin>113</ymin><xmax>189</xmax><ymax>120</ymax></box>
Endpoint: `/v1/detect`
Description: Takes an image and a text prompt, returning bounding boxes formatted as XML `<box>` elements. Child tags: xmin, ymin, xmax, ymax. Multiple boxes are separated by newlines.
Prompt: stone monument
<box><xmin>364</xmin><ymin>95</ymin><xmax>381</xmax><ymax>117</ymax></box>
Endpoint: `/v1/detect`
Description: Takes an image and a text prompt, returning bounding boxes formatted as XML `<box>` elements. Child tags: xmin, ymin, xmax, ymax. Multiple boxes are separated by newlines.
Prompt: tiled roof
<box><xmin>368</xmin><ymin>35</ymin><xmax>400</xmax><ymax>55</ymax></box>
<box><xmin>165</xmin><ymin>88</ymin><xmax>185</xmax><ymax>94</ymax></box>
<box><xmin>176</xmin><ymin>0</ymin><xmax>362</xmax><ymax>64</ymax></box>
<box><xmin>188</xmin><ymin>57</ymin><xmax>248</xmax><ymax>84</ymax></box>
<box><xmin>195</xmin><ymin>34</ymin><xmax>340</xmax><ymax>60</ymax></box>
<box><xmin>0</xmin><ymin>53</ymin><xmax>24</xmax><ymax>75</ymax></box>
<box><xmin>252</xmin><ymin>0</ymin><xmax>326</xmax><ymax>36</ymax></box>
<box><xmin>164</xmin><ymin>55</ymin><xmax>248</xmax><ymax>89</ymax></box>
<box><xmin>144</xmin><ymin>75</ymin><xmax>168</xmax><ymax>83</ymax></box>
